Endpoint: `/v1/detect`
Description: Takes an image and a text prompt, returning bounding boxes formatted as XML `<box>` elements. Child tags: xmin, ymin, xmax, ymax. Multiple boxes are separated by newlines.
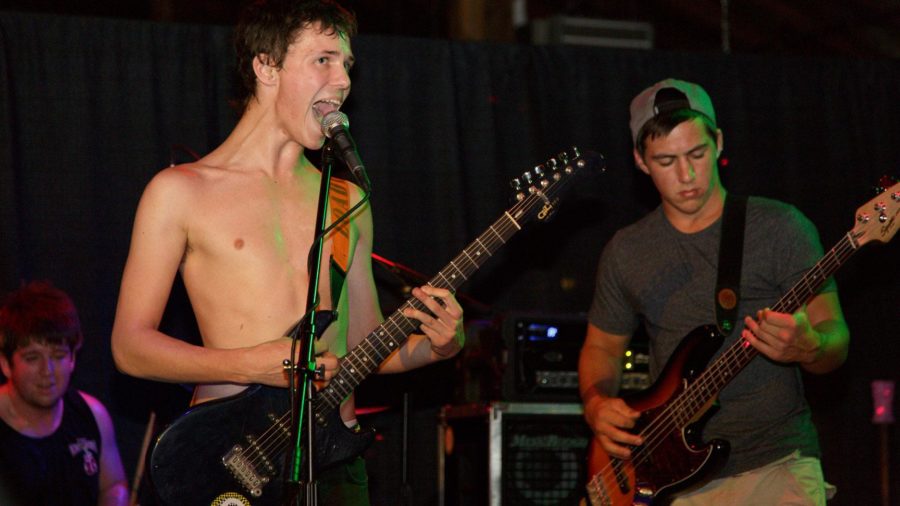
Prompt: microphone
<box><xmin>320</xmin><ymin>111</ymin><xmax>371</xmax><ymax>193</ymax></box>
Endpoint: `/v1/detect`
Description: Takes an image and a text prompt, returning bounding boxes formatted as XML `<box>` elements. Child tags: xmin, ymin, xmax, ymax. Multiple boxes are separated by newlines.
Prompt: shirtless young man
<box><xmin>111</xmin><ymin>1</ymin><xmax>463</xmax><ymax>502</ymax></box>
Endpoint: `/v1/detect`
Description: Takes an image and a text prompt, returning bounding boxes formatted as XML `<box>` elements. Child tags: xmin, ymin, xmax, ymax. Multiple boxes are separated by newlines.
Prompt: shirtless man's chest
<box><xmin>179</xmin><ymin>163</ymin><xmax>340</xmax><ymax>400</ymax></box>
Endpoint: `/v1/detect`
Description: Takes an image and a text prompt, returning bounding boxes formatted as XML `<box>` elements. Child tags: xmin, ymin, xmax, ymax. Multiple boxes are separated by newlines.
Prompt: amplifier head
<box><xmin>501</xmin><ymin>313</ymin><xmax>649</xmax><ymax>402</ymax></box>
<box><xmin>502</xmin><ymin>313</ymin><xmax>585</xmax><ymax>402</ymax></box>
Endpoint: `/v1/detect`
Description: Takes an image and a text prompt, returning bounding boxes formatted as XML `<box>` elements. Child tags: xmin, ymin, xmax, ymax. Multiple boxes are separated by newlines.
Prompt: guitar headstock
<box><xmin>508</xmin><ymin>147</ymin><xmax>605</xmax><ymax>224</ymax></box>
<box><xmin>851</xmin><ymin>178</ymin><xmax>900</xmax><ymax>247</ymax></box>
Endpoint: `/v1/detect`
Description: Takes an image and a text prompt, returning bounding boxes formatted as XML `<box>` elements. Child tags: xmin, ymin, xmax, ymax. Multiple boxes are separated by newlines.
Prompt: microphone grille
<box><xmin>321</xmin><ymin>111</ymin><xmax>349</xmax><ymax>138</ymax></box>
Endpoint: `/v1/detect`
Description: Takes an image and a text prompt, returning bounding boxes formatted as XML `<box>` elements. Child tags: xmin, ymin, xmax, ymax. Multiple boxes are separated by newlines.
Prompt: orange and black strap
<box><xmin>328</xmin><ymin>178</ymin><xmax>351</xmax><ymax>307</ymax></box>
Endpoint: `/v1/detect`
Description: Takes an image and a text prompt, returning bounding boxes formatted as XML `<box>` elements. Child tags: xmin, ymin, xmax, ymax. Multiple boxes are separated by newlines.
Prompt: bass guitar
<box><xmin>584</xmin><ymin>179</ymin><xmax>899</xmax><ymax>506</ymax></box>
<box><xmin>149</xmin><ymin>147</ymin><xmax>605</xmax><ymax>506</ymax></box>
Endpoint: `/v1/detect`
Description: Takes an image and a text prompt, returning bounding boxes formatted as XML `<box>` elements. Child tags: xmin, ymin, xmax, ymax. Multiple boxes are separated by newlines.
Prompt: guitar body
<box><xmin>586</xmin><ymin>325</ymin><xmax>730</xmax><ymax>505</ymax></box>
<box><xmin>150</xmin><ymin>385</ymin><xmax>374</xmax><ymax>506</ymax></box>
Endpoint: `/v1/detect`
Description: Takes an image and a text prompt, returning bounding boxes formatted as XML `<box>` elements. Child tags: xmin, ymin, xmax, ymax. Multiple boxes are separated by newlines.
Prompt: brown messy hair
<box><xmin>233</xmin><ymin>0</ymin><xmax>358</xmax><ymax>111</ymax></box>
<box><xmin>0</xmin><ymin>281</ymin><xmax>83</xmax><ymax>361</ymax></box>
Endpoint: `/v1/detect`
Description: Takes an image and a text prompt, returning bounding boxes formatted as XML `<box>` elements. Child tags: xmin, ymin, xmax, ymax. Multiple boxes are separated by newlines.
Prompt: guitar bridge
<box><xmin>222</xmin><ymin>444</ymin><xmax>271</xmax><ymax>497</ymax></box>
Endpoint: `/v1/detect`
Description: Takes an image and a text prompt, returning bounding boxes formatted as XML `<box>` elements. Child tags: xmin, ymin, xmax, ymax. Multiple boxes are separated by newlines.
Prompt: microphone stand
<box><xmin>283</xmin><ymin>144</ymin><xmax>338</xmax><ymax>506</ymax></box>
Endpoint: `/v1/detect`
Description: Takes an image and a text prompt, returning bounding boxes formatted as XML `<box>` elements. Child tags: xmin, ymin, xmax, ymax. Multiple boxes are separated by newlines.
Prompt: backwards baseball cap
<box><xmin>629</xmin><ymin>78</ymin><xmax>716</xmax><ymax>145</ymax></box>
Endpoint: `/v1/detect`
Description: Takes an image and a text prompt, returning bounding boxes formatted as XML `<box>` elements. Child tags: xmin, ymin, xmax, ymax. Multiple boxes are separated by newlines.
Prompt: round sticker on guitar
<box><xmin>211</xmin><ymin>492</ymin><xmax>251</xmax><ymax>506</ymax></box>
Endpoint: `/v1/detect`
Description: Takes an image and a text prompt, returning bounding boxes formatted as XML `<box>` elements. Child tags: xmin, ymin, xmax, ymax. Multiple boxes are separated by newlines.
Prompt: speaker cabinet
<box><xmin>438</xmin><ymin>402</ymin><xmax>590</xmax><ymax>505</ymax></box>
<box><xmin>489</xmin><ymin>402</ymin><xmax>589</xmax><ymax>505</ymax></box>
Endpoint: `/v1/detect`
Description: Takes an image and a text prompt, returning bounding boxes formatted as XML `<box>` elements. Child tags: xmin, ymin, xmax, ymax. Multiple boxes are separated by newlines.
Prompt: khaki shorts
<box><xmin>671</xmin><ymin>451</ymin><xmax>835</xmax><ymax>506</ymax></box>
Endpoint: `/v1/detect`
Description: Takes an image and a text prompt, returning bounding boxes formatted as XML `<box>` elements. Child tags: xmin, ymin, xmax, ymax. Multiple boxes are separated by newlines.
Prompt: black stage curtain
<box><xmin>1</xmin><ymin>11</ymin><xmax>897</xmax><ymax>504</ymax></box>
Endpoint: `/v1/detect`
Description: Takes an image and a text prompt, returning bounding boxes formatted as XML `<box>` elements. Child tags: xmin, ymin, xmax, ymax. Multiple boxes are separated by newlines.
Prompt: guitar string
<box><xmin>586</xmin><ymin>235</ymin><xmax>855</xmax><ymax>500</ymax></box>
<box><xmin>235</xmin><ymin>212</ymin><xmax>527</xmax><ymax>475</ymax></box>
<box><xmin>244</xmin><ymin>226</ymin><xmax>509</xmax><ymax>464</ymax></box>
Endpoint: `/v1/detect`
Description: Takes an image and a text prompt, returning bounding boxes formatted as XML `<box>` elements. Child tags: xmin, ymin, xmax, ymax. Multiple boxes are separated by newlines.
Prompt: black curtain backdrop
<box><xmin>1</xmin><ymin>11</ymin><xmax>898</xmax><ymax>505</ymax></box>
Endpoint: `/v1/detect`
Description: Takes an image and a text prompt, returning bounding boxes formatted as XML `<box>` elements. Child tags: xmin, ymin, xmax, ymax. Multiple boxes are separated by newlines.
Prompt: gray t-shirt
<box><xmin>588</xmin><ymin>196</ymin><xmax>834</xmax><ymax>478</ymax></box>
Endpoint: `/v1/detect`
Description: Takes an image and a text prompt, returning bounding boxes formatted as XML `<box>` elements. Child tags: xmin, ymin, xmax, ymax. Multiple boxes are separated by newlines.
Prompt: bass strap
<box><xmin>715</xmin><ymin>194</ymin><xmax>748</xmax><ymax>335</ymax></box>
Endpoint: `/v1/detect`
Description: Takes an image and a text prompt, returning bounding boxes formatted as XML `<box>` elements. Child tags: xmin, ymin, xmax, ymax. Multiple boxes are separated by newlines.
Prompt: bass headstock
<box><xmin>851</xmin><ymin>178</ymin><xmax>900</xmax><ymax>247</ymax></box>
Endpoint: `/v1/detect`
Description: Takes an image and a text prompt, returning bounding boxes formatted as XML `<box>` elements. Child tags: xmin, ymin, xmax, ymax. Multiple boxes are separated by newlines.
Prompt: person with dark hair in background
<box><xmin>111</xmin><ymin>1</ymin><xmax>464</xmax><ymax>503</ymax></box>
<box><xmin>579</xmin><ymin>78</ymin><xmax>849</xmax><ymax>504</ymax></box>
<box><xmin>0</xmin><ymin>280</ymin><xmax>128</xmax><ymax>506</ymax></box>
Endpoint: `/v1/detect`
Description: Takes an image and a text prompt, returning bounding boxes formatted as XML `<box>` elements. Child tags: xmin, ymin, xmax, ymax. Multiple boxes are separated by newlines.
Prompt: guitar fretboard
<box><xmin>313</xmin><ymin>149</ymin><xmax>599</xmax><ymax>422</ymax></box>
<box><xmin>315</xmin><ymin>211</ymin><xmax>522</xmax><ymax>417</ymax></box>
<box><xmin>675</xmin><ymin>231</ymin><xmax>859</xmax><ymax>425</ymax></box>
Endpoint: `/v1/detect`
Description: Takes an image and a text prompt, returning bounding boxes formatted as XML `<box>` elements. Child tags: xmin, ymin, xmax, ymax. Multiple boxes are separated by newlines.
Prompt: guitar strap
<box><xmin>715</xmin><ymin>194</ymin><xmax>748</xmax><ymax>335</ymax></box>
<box><xmin>329</xmin><ymin>178</ymin><xmax>351</xmax><ymax>308</ymax></box>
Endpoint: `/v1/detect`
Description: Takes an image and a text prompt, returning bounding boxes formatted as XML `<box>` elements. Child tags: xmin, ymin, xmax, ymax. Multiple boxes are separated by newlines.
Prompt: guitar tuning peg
<box><xmin>557</xmin><ymin>151</ymin><xmax>569</xmax><ymax>165</ymax></box>
<box><xmin>509</xmin><ymin>178</ymin><xmax>526</xmax><ymax>201</ymax></box>
<box><xmin>533</xmin><ymin>164</ymin><xmax>545</xmax><ymax>178</ymax></box>
<box><xmin>521</xmin><ymin>171</ymin><xmax>533</xmax><ymax>185</ymax></box>
<box><xmin>546</xmin><ymin>158</ymin><xmax>559</xmax><ymax>171</ymax></box>
<box><xmin>571</xmin><ymin>146</ymin><xmax>581</xmax><ymax>158</ymax></box>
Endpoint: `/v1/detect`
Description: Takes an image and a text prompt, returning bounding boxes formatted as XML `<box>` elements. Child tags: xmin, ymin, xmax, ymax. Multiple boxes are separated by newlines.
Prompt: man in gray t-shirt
<box><xmin>578</xmin><ymin>79</ymin><xmax>849</xmax><ymax>505</ymax></box>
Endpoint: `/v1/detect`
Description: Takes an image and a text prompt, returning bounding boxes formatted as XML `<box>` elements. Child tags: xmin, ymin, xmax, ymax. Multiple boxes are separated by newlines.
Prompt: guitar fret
<box><xmin>488</xmin><ymin>230</ymin><xmax>507</xmax><ymax>248</ymax></box>
<box><xmin>342</xmin><ymin>354</ymin><xmax>367</xmax><ymax>380</ymax></box>
<box><xmin>456</xmin><ymin>250</ymin><xmax>478</xmax><ymax>272</ymax></box>
<box><xmin>434</xmin><ymin>271</ymin><xmax>452</xmax><ymax>289</ymax></box>
<box><xmin>499</xmin><ymin>212</ymin><xmax>520</xmax><ymax>232</ymax></box>
<box><xmin>386</xmin><ymin>313</ymin><xmax>413</xmax><ymax>336</ymax></box>
<box><xmin>373</xmin><ymin>332</ymin><xmax>398</xmax><ymax>356</ymax></box>
<box><xmin>325</xmin><ymin>377</ymin><xmax>351</xmax><ymax>401</ymax></box>
<box><xmin>355</xmin><ymin>341</ymin><xmax>377</xmax><ymax>366</ymax></box>
<box><xmin>486</xmin><ymin>224</ymin><xmax>505</xmax><ymax>244</ymax></box>
<box><xmin>471</xmin><ymin>238</ymin><xmax>489</xmax><ymax>259</ymax></box>
<box><xmin>446</xmin><ymin>260</ymin><xmax>467</xmax><ymax>283</ymax></box>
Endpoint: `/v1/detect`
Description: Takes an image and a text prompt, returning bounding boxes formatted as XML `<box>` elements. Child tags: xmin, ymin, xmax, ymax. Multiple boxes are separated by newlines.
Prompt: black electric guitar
<box><xmin>149</xmin><ymin>147</ymin><xmax>605</xmax><ymax>506</ymax></box>
<box><xmin>584</xmin><ymin>179</ymin><xmax>900</xmax><ymax>506</ymax></box>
